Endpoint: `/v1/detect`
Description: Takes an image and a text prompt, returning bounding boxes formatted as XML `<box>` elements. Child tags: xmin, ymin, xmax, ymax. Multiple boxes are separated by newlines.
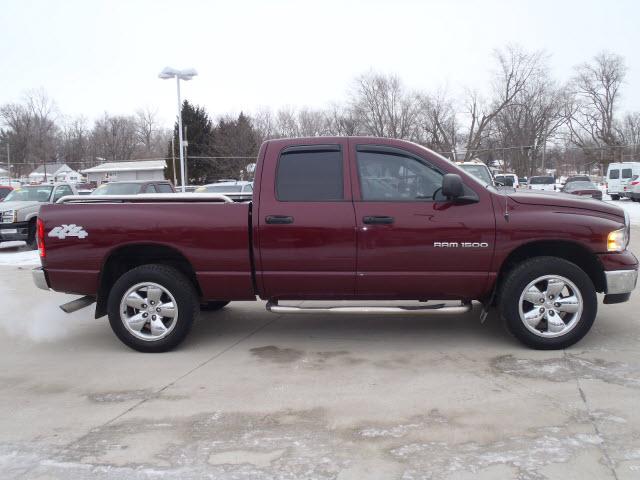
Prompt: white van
<box><xmin>606</xmin><ymin>162</ymin><xmax>640</xmax><ymax>200</ymax></box>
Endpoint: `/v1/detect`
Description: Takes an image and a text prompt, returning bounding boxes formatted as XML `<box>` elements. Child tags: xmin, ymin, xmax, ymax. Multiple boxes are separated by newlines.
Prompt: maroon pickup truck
<box><xmin>33</xmin><ymin>137</ymin><xmax>637</xmax><ymax>352</ymax></box>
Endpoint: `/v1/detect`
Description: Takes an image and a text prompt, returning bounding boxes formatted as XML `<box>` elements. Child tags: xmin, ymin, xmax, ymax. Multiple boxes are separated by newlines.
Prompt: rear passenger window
<box><xmin>156</xmin><ymin>184</ymin><xmax>173</xmax><ymax>193</ymax></box>
<box><xmin>609</xmin><ymin>170</ymin><xmax>619</xmax><ymax>179</ymax></box>
<box><xmin>145</xmin><ymin>184</ymin><xmax>158</xmax><ymax>193</ymax></box>
<box><xmin>622</xmin><ymin>169</ymin><xmax>632</xmax><ymax>179</ymax></box>
<box><xmin>276</xmin><ymin>149</ymin><xmax>343</xmax><ymax>201</ymax></box>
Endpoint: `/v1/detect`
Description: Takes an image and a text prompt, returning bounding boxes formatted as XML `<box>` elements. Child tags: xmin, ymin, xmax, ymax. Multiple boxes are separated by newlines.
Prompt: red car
<box><xmin>33</xmin><ymin>137</ymin><xmax>637</xmax><ymax>352</ymax></box>
<box><xmin>0</xmin><ymin>185</ymin><xmax>12</xmax><ymax>201</ymax></box>
<box><xmin>561</xmin><ymin>181</ymin><xmax>603</xmax><ymax>200</ymax></box>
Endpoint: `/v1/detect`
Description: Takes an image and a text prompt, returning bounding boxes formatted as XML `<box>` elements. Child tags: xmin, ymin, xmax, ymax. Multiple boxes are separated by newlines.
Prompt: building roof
<box><xmin>30</xmin><ymin>163</ymin><xmax>73</xmax><ymax>176</ymax></box>
<box><xmin>82</xmin><ymin>160</ymin><xmax>166</xmax><ymax>174</ymax></box>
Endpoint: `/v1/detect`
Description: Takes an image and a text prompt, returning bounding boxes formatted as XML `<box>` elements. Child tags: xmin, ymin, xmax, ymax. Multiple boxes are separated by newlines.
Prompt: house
<box><xmin>28</xmin><ymin>163</ymin><xmax>81</xmax><ymax>184</ymax></box>
<box><xmin>82</xmin><ymin>160</ymin><xmax>167</xmax><ymax>185</ymax></box>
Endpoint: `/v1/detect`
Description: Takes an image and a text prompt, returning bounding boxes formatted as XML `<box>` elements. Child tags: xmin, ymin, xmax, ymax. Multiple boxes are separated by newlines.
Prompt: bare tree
<box><xmin>415</xmin><ymin>91</ymin><xmax>458</xmax><ymax>158</ymax></box>
<box><xmin>135</xmin><ymin>107</ymin><xmax>159</xmax><ymax>153</ymax></box>
<box><xmin>90</xmin><ymin>113</ymin><xmax>138</xmax><ymax>162</ymax></box>
<box><xmin>462</xmin><ymin>45</ymin><xmax>543</xmax><ymax>161</ymax></box>
<box><xmin>565</xmin><ymin>52</ymin><xmax>626</xmax><ymax>164</ymax></box>
<box><xmin>349</xmin><ymin>72</ymin><xmax>421</xmax><ymax>139</ymax></box>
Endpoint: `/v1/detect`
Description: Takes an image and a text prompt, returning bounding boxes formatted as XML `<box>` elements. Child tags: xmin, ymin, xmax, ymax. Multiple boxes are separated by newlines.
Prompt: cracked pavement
<box><xmin>0</xmin><ymin>229</ymin><xmax>638</xmax><ymax>479</ymax></box>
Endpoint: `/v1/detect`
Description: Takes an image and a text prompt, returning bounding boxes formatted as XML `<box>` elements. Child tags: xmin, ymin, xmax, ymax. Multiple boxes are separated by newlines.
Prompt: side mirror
<box><xmin>442</xmin><ymin>173</ymin><xmax>464</xmax><ymax>199</ymax></box>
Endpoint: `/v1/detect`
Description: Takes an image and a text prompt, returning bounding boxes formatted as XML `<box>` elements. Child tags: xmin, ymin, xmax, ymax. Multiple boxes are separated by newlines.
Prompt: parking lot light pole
<box><xmin>158</xmin><ymin>67</ymin><xmax>198</xmax><ymax>192</ymax></box>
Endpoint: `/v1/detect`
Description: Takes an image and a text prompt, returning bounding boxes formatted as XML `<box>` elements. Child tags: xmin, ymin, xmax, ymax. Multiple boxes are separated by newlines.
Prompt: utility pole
<box><xmin>171</xmin><ymin>136</ymin><xmax>177</xmax><ymax>186</ymax></box>
<box><xmin>183</xmin><ymin>125</ymin><xmax>188</xmax><ymax>185</ymax></box>
<box><xmin>6</xmin><ymin>143</ymin><xmax>10</xmax><ymax>184</ymax></box>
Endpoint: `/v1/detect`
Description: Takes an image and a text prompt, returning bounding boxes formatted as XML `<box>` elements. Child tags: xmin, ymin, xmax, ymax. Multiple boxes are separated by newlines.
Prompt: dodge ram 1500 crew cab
<box><xmin>32</xmin><ymin>137</ymin><xmax>638</xmax><ymax>352</ymax></box>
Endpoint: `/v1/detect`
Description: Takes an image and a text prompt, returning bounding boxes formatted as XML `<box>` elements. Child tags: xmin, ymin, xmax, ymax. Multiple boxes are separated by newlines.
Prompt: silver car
<box><xmin>0</xmin><ymin>183</ymin><xmax>77</xmax><ymax>248</ymax></box>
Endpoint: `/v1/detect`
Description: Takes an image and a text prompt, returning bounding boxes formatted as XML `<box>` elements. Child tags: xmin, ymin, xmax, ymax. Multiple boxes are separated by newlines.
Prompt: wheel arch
<box><xmin>496</xmin><ymin>240</ymin><xmax>606</xmax><ymax>297</ymax></box>
<box><xmin>95</xmin><ymin>243</ymin><xmax>201</xmax><ymax>318</ymax></box>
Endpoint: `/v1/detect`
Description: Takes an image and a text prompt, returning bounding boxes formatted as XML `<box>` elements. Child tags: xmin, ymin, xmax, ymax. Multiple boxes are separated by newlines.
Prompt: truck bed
<box><xmin>40</xmin><ymin>196</ymin><xmax>255</xmax><ymax>301</ymax></box>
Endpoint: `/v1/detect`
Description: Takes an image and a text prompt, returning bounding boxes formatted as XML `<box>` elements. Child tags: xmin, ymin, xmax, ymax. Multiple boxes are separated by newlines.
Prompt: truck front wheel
<box><xmin>107</xmin><ymin>264</ymin><xmax>199</xmax><ymax>352</ymax></box>
<box><xmin>499</xmin><ymin>257</ymin><xmax>597</xmax><ymax>349</ymax></box>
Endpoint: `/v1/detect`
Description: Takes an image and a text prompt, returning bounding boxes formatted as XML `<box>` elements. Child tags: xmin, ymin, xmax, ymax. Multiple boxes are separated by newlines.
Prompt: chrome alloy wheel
<box><xmin>518</xmin><ymin>275</ymin><xmax>583</xmax><ymax>338</ymax></box>
<box><xmin>119</xmin><ymin>282</ymin><xmax>178</xmax><ymax>341</ymax></box>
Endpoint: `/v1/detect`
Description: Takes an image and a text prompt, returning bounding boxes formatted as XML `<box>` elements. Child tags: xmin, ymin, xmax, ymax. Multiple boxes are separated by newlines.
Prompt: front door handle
<box><xmin>363</xmin><ymin>216</ymin><xmax>394</xmax><ymax>225</ymax></box>
<box><xmin>265</xmin><ymin>215</ymin><xmax>294</xmax><ymax>225</ymax></box>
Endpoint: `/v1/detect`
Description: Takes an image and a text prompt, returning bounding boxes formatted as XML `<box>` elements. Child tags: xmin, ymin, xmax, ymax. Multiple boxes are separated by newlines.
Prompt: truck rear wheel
<box><xmin>610</xmin><ymin>194</ymin><xmax>619</xmax><ymax>200</ymax></box>
<box><xmin>107</xmin><ymin>264</ymin><xmax>199</xmax><ymax>352</ymax></box>
<box><xmin>498</xmin><ymin>257</ymin><xmax>597</xmax><ymax>349</ymax></box>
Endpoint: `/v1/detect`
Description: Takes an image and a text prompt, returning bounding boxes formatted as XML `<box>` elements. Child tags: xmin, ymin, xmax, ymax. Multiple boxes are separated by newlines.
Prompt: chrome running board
<box><xmin>266</xmin><ymin>301</ymin><xmax>472</xmax><ymax>315</ymax></box>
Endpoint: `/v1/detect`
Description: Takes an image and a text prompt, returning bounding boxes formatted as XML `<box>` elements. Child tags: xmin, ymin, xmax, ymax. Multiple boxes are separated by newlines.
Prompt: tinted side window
<box><xmin>622</xmin><ymin>168</ymin><xmax>632</xmax><ymax>179</ymax></box>
<box><xmin>609</xmin><ymin>169</ymin><xmax>619</xmax><ymax>179</ymax></box>
<box><xmin>357</xmin><ymin>151</ymin><xmax>443</xmax><ymax>201</ymax></box>
<box><xmin>156</xmin><ymin>183</ymin><xmax>173</xmax><ymax>193</ymax></box>
<box><xmin>276</xmin><ymin>150</ymin><xmax>343</xmax><ymax>201</ymax></box>
<box><xmin>145</xmin><ymin>184</ymin><xmax>158</xmax><ymax>193</ymax></box>
<box><xmin>53</xmin><ymin>185</ymin><xmax>73</xmax><ymax>201</ymax></box>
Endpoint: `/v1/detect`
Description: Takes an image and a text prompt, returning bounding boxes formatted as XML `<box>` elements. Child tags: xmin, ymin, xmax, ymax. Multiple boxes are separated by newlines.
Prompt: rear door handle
<box><xmin>265</xmin><ymin>215</ymin><xmax>294</xmax><ymax>225</ymax></box>
<box><xmin>363</xmin><ymin>216</ymin><xmax>394</xmax><ymax>225</ymax></box>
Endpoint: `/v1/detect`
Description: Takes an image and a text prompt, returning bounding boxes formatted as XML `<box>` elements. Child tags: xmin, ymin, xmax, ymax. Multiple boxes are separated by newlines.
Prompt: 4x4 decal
<box><xmin>48</xmin><ymin>224</ymin><xmax>88</xmax><ymax>240</ymax></box>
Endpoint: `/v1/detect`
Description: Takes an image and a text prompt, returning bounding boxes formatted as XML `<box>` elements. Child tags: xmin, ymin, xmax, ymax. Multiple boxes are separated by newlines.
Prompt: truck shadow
<box><xmin>187</xmin><ymin>301</ymin><xmax>517</xmax><ymax>351</ymax></box>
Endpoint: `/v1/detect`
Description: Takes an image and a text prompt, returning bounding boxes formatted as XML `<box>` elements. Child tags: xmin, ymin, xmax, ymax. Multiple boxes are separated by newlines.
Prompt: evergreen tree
<box><xmin>209</xmin><ymin>112</ymin><xmax>259</xmax><ymax>181</ymax></box>
<box><xmin>165</xmin><ymin>101</ymin><xmax>215</xmax><ymax>185</ymax></box>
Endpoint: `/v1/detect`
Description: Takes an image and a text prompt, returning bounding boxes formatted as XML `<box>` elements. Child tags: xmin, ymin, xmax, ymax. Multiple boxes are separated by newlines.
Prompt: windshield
<box><xmin>201</xmin><ymin>184</ymin><xmax>244</xmax><ymax>193</ymax></box>
<box><xmin>458</xmin><ymin>164</ymin><xmax>492</xmax><ymax>186</ymax></box>
<box><xmin>91</xmin><ymin>183</ymin><xmax>142</xmax><ymax>195</ymax></box>
<box><xmin>565</xmin><ymin>181</ymin><xmax>597</xmax><ymax>191</ymax></box>
<box><xmin>529</xmin><ymin>176</ymin><xmax>554</xmax><ymax>185</ymax></box>
<box><xmin>4</xmin><ymin>185</ymin><xmax>53</xmax><ymax>202</ymax></box>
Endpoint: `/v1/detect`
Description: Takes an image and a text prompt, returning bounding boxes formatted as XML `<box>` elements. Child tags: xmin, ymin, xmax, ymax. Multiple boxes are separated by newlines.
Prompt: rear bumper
<box><xmin>0</xmin><ymin>221</ymin><xmax>29</xmax><ymax>241</ymax></box>
<box><xmin>32</xmin><ymin>267</ymin><xmax>50</xmax><ymax>290</ymax></box>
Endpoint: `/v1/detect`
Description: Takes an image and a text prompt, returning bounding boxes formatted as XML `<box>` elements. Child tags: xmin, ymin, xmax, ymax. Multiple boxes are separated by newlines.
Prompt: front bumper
<box><xmin>605</xmin><ymin>269</ymin><xmax>638</xmax><ymax>294</ymax></box>
<box><xmin>0</xmin><ymin>221</ymin><xmax>29</xmax><ymax>242</ymax></box>
<box><xmin>32</xmin><ymin>267</ymin><xmax>49</xmax><ymax>290</ymax></box>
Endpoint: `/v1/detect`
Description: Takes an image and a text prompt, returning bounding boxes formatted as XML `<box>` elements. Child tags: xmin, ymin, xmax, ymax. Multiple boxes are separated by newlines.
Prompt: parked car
<box><xmin>518</xmin><ymin>177</ymin><xmax>528</xmax><ymax>187</ymax></box>
<box><xmin>494</xmin><ymin>173</ymin><xmax>519</xmax><ymax>188</ymax></box>
<box><xmin>91</xmin><ymin>180</ymin><xmax>175</xmax><ymax>195</ymax></box>
<box><xmin>606</xmin><ymin>162</ymin><xmax>640</xmax><ymax>200</ymax></box>
<box><xmin>456</xmin><ymin>161</ymin><xmax>494</xmax><ymax>186</ymax></box>
<box><xmin>528</xmin><ymin>176</ymin><xmax>557</xmax><ymax>191</ymax></box>
<box><xmin>561</xmin><ymin>181</ymin><xmax>603</xmax><ymax>200</ymax></box>
<box><xmin>0</xmin><ymin>183</ymin><xmax>77</xmax><ymax>247</ymax></box>
<box><xmin>194</xmin><ymin>181</ymin><xmax>253</xmax><ymax>201</ymax></box>
<box><xmin>564</xmin><ymin>175</ymin><xmax>590</xmax><ymax>186</ymax></box>
<box><xmin>0</xmin><ymin>185</ymin><xmax>13</xmax><ymax>201</ymax></box>
<box><xmin>629</xmin><ymin>177</ymin><xmax>640</xmax><ymax>202</ymax></box>
<box><xmin>33</xmin><ymin>137</ymin><xmax>636</xmax><ymax>353</ymax></box>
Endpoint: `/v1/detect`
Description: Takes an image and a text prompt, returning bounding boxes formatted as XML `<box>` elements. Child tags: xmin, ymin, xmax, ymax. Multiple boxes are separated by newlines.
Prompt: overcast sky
<box><xmin>1</xmin><ymin>0</ymin><xmax>638</xmax><ymax>127</ymax></box>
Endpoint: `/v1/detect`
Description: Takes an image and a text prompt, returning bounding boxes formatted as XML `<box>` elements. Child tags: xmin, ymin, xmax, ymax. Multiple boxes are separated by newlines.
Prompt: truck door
<box><xmin>256</xmin><ymin>140</ymin><xmax>356</xmax><ymax>299</ymax></box>
<box><xmin>349</xmin><ymin>140</ymin><xmax>495</xmax><ymax>300</ymax></box>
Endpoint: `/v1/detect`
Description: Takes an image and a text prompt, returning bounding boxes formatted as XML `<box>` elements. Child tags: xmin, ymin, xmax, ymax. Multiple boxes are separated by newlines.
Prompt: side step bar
<box><xmin>60</xmin><ymin>295</ymin><xmax>96</xmax><ymax>314</ymax></box>
<box><xmin>266</xmin><ymin>300</ymin><xmax>472</xmax><ymax>315</ymax></box>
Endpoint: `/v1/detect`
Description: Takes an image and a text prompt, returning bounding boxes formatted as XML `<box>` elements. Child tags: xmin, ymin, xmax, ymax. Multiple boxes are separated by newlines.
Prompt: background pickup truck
<box><xmin>0</xmin><ymin>182</ymin><xmax>78</xmax><ymax>248</ymax></box>
<box><xmin>33</xmin><ymin>137</ymin><xmax>638</xmax><ymax>352</ymax></box>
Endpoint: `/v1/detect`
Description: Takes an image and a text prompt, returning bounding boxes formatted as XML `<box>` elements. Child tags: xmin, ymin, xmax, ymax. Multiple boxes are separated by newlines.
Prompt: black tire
<box><xmin>107</xmin><ymin>264</ymin><xmax>199</xmax><ymax>352</ymax></box>
<box><xmin>26</xmin><ymin>219</ymin><xmax>37</xmax><ymax>250</ymax></box>
<box><xmin>610</xmin><ymin>194</ymin><xmax>619</xmax><ymax>201</ymax></box>
<box><xmin>200</xmin><ymin>301</ymin><xmax>230</xmax><ymax>311</ymax></box>
<box><xmin>498</xmin><ymin>256</ymin><xmax>597</xmax><ymax>350</ymax></box>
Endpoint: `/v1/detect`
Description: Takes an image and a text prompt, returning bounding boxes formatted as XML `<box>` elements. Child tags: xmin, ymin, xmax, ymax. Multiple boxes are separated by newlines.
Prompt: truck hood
<box><xmin>507</xmin><ymin>190</ymin><xmax>623</xmax><ymax>218</ymax></box>
<box><xmin>0</xmin><ymin>200</ymin><xmax>41</xmax><ymax>211</ymax></box>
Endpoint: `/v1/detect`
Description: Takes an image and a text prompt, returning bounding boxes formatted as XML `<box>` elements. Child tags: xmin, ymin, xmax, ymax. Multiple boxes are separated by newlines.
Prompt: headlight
<box><xmin>608</xmin><ymin>227</ymin><xmax>629</xmax><ymax>252</ymax></box>
<box><xmin>1</xmin><ymin>210</ymin><xmax>17</xmax><ymax>223</ymax></box>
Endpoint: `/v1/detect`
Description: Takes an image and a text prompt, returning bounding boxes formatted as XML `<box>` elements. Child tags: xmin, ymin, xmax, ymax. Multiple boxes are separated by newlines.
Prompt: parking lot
<box><xmin>0</xmin><ymin>221</ymin><xmax>637</xmax><ymax>479</ymax></box>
